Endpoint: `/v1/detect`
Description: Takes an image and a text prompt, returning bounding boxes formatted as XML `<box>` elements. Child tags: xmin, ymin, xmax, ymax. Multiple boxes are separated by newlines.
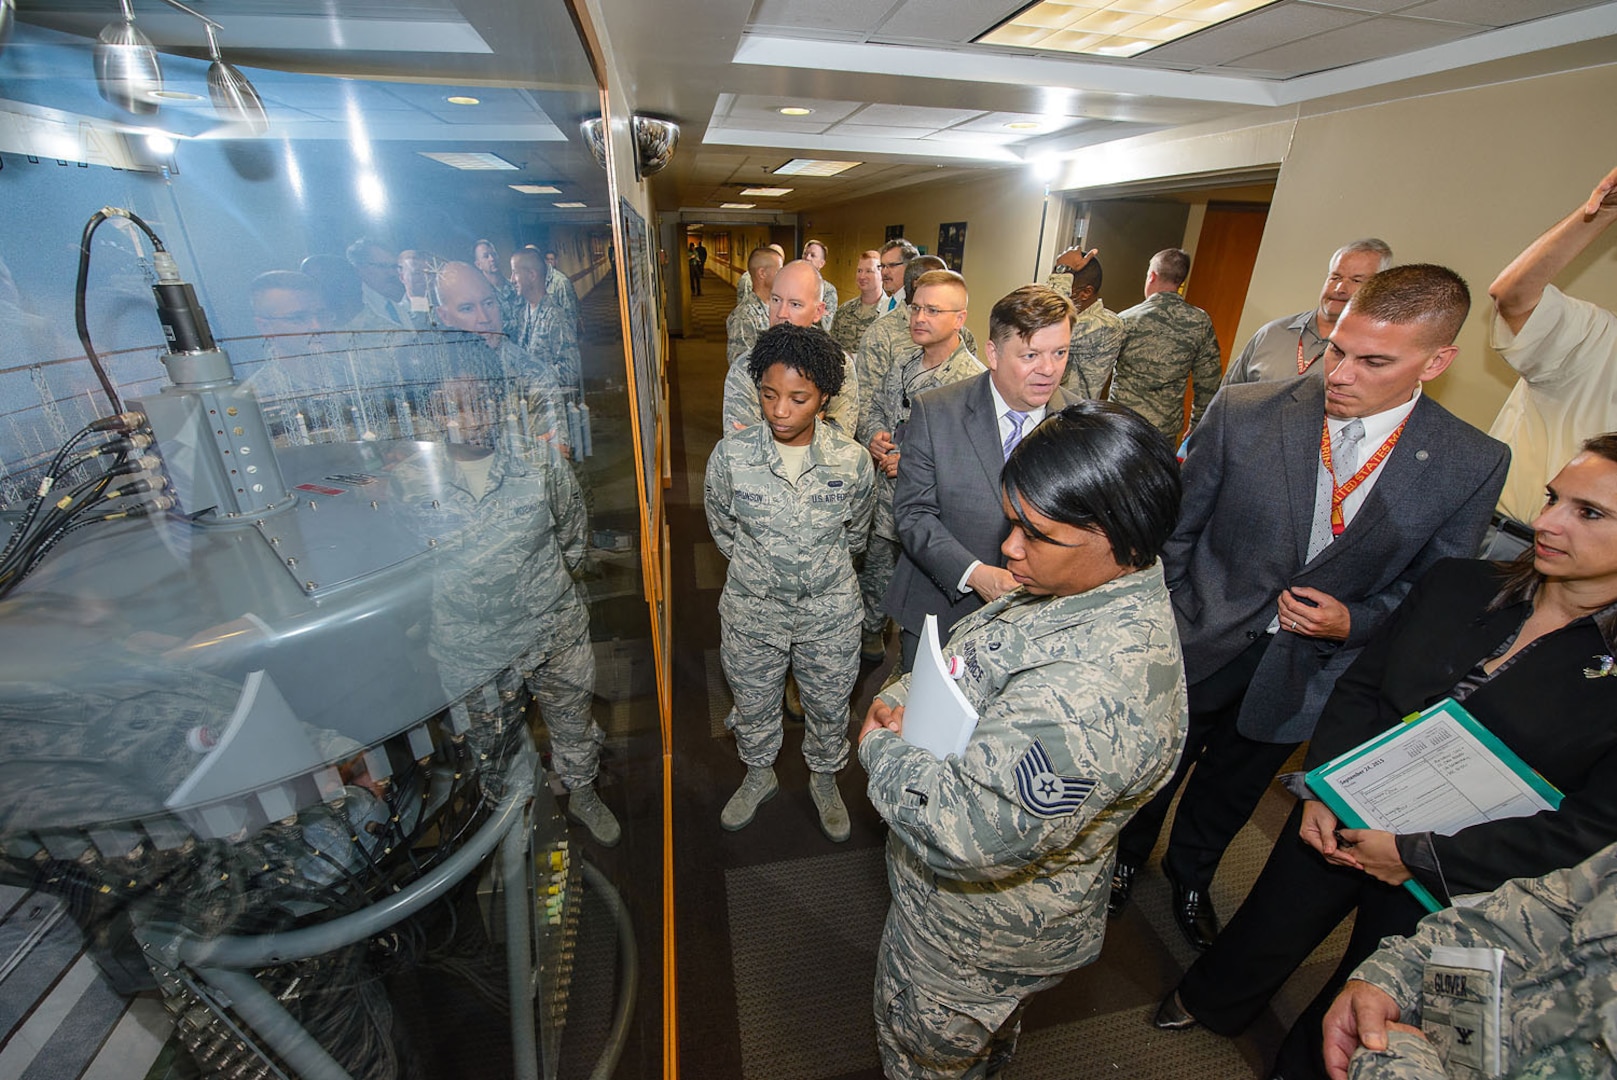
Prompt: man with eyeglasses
<box><xmin>346</xmin><ymin>237</ymin><xmax>411</xmax><ymax>329</ymax></box>
<box><xmin>854</xmin><ymin>255</ymin><xmax>979</xmax><ymax>662</ymax></box>
<box><xmin>881</xmin><ymin>276</ymin><xmax>1085</xmax><ymax>672</ymax></box>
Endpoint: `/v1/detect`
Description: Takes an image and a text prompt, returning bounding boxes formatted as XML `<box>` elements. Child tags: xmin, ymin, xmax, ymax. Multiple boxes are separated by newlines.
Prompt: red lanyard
<box><xmin>1319</xmin><ymin>416</ymin><xmax>1408</xmax><ymax>535</ymax></box>
<box><xmin>1297</xmin><ymin>329</ymin><xmax>1323</xmax><ymax>374</ymax></box>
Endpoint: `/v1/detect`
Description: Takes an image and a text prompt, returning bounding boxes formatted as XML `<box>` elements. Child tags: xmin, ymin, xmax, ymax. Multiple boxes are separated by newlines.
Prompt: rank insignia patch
<box><xmin>1013</xmin><ymin>739</ymin><xmax>1097</xmax><ymax>818</ymax></box>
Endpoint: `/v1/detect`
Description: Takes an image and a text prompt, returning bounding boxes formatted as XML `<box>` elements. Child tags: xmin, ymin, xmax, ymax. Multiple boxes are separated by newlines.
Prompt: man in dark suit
<box><xmin>886</xmin><ymin>284</ymin><xmax>1085</xmax><ymax>670</ymax></box>
<box><xmin>1109</xmin><ymin>264</ymin><xmax>1509</xmax><ymax>951</ymax></box>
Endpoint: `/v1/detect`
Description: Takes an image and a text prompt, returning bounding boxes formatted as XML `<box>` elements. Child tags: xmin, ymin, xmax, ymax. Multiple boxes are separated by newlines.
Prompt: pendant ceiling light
<box><xmin>93</xmin><ymin>0</ymin><xmax>270</xmax><ymax>132</ymax></box>
<box><xmin>202</xmin><ymin>21</ymin><xmax>268</xmax><ymax>133</ymax></box>
<box><xmin>0</xmin><ymin>0</ymin><xmax>16</xmax><ymax>58</ymax></box>
<box><xmin>94</xmin><ymin>0</ymin><xmax>162</xmax><ymax>115</ymax></box>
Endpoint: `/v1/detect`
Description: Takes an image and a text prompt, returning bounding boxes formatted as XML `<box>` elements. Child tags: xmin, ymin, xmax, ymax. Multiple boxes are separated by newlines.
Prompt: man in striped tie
<box><xmin>884</xmin><ymin>284</ymin><xmax>1085</xmax><ymax>671</ymax></box>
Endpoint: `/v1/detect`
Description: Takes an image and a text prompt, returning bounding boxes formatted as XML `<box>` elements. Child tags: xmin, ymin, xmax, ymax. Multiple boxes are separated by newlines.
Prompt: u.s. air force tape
<box><xmin>1014</xmin><ymin>739</ymin><xmax>1098</xmax><ymax>818</ymax></box>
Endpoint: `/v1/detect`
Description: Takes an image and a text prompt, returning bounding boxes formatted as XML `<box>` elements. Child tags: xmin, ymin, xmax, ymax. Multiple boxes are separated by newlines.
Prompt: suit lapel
<box><xmin>1305</xmin><ymin>395</ymin><xmax>1436</xmax><ymax>573</ymax></box>
<box><xmin>964</xmin><ymin>374</ymin><xmax>1003</xmax><ymax>488</ymax></box>
<box><xmin>1283</xmin><ymin>380</ymin><xmax>1324</xmax><ymax>568</ymax></box>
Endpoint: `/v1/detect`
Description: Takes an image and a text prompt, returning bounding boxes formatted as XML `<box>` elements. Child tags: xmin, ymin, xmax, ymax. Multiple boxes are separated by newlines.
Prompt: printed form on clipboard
<box><xmin>901</xmin><ymin>614</ymin><xmax>979</xmax><ymax>759</ymax></box>
<box><xmin>1305</xmin><ymin>698</ymin><xmax>1562</xmax><ymax>912</ymax></box>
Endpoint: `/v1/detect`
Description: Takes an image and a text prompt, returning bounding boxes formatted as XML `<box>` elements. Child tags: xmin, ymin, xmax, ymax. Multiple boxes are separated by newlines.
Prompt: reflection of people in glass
<box><xmin>390</xmin><ymin>379</ymin><xmax>619</xmax><ymax>846</ymax></box>
<box><xmin>399</xmin><ymin>249</ymin><xmax>434</xmax><ymax>328</ymax></box>
<box><xmin>250</xmin><ymin>270</ymin><xmax>332</xmax><ymax>356</ymax></box>
<box><xmin>511</xmin><ymin>249</ymin><xmax>583</xmax><ymax>401</ymax></box>
<box><xmin>473</xmin><ymin>238</ymin><xmax>520</xmax><ymax>324</ymax></box>
<box><xmin>298</xmin><ymin>253</ymin><xmax>366</xmax><ymax>328</ymax></box>
<box><xmin>346</xmin><ymin>237</ymin><xmax>410</xmax><ymax>329</ymax></box>
<box><xmin>545</xmin><ymin>249</ymin><xmax>584</xmax><ymax>340</ymax></box>
<box><xmin>434</xmin><ymin>261</ymin><xmax>566</xmax><ymax>451</ymax></box>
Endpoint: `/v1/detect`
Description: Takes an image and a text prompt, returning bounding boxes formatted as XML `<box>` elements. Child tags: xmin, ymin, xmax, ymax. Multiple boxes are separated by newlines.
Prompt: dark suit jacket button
<box><xmin>1244</xmin><ymin>630</ymin><xmax>1258</xmax><ymax>640</ymax></box>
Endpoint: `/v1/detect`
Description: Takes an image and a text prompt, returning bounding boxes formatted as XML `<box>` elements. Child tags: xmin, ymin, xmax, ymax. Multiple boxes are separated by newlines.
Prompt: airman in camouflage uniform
<box><xmin>727</xmin><ymin>288</ymin><xmax>770</xmax><ymax>368</ymax></box>
<box><xmin>545</xmin><ymin>253</ymin><xmax>583</xmax><ymax>339</ymax></box>
<box><xmin>704</xmin><ymin>395</ymin><xmax>875</xmax><ymax>831</ymax></box>
<box><xmin>832</xmin><ymin>291</ymin><xmax>886</xmax><ymax>356</ymax></box>
<box><xmin>862</xmin><ymin>337</ymin><xmax>983</xmax><ymax>647</ymax></box>
<box><xmin>722</xmin><ymin>344</ymin><xmax>859</xmax><ymax>435</ymax></box>
<box><xmin>1111</xmin><ymin>248</ymin><xmax>1222</xmax><ymax>444</ymax></box>
<box><xmin>388</xmin><ymin>384</ymin><xmax>618</xmax><ymax>845</ymax></box>
<box><xmin>860</xmin><ymin>565</ymin><xmax>1188</xmax><ymax>1079</ymax></box>
<box><xmin>510</xmin><ymin>249</ymin><xmax>583</xmax><ymax>400</ymax></box>
<box><xmin>1341</xmin><ymin>840</ymin><xmax>1617</xmax><ymax>1080</ymax></box>
<box><xmin>1063</xmin><ymin>299</ymin><xmax>1124</xmax><ymax>400</ymax></box>
<box><xmin>722</xmin><ymin>263</ymin><xmax>860</xmax><ymax>436</ymax></box>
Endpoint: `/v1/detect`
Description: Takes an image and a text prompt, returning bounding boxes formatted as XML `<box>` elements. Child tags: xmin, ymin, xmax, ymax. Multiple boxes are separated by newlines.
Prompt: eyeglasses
<box><xmin>880</xmin><ymin>261</ymin><xmax>906</xmax><ymax>269</ymax></box>
<box><xmin>907</xmin><ymin>303</ymin><xmax>964</xmax><ymax>318</ymax></box>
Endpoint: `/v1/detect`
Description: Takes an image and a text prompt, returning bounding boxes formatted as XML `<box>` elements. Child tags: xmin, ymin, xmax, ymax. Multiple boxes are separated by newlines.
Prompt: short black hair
<box><xmin>1001</xmin><ymin>400</ymin><xmax>1181</xmax><ymax>570</ymax></box>
<box><xmin>748</xmin><ymin>323</ymin><xmax>846</xmax><ymax>398</ymax></box>
<box><xmin>1070</xmin><ymin>256</ymin><xmax>1103</xmax><ymax>296</ymax></box>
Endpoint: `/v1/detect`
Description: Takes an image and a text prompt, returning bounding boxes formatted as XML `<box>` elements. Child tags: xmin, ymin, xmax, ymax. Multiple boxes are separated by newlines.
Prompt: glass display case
<box><xmin>0</xmin><ymin>2</ymin><xmax>664</xmax><ymax>1077</ymax></box>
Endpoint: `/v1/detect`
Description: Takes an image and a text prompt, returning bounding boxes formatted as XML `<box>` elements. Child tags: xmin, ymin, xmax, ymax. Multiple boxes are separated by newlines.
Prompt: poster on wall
<box><xmin>937</xmin><ymin>222</ymin><xmax>967</xmax><ymax>271</ymax></box>
<box><xmin>884</xmin><ymin>224</ymin><xmax>905</xmax><ymax>242</ymax></box>
<box><xmin>620</xmin><ymin>196</ymin><xmax>659</xmax><ymax>515</ymax></box>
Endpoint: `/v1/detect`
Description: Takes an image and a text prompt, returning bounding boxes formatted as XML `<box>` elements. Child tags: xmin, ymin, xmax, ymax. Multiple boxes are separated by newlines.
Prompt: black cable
<box><xmin>74</xmin><ymin>209</ymin><xmax>167</xmax><ymax>416</ymax></box>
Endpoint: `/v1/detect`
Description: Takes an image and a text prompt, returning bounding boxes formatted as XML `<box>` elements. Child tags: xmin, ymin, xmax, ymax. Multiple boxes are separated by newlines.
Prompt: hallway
<box><xmin>661</xmin><ymin>271</ymin><xmax>1351</xmax><ymax>1078</ymax></box>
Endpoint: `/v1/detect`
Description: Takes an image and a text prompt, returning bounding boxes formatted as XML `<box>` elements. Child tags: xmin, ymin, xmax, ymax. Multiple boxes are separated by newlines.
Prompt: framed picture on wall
<box><xmin>937</xmin><ymin>221</ymin><xmax>967</xmax><ymax>271</ymax></box>
<box><xmin>884</xmin><ymin>224</ymin><xmax>905</xmax><ymax>242</ymax></box>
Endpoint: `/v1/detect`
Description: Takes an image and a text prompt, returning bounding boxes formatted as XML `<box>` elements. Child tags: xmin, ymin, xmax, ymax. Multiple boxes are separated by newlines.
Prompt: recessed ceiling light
<box><xmin>446</xmin><ymin>96</ymin><xmax>481</xmax><ymax>106</ymax></box>
<box><xmin>772</xmin><ymin>159</ymin><xmax>861</xmax><ymax>177</ymax></box>
<box><xmin>146</xmin><ymin>133</ymin><xmax>176</xmax><ymax>155</ymax></box>
<box><xmin>977</xmin><ymin>0</ymin><xmax>1274</xmax><ymax>58</ymax></box>
<box><xmin>149</xmin><ymin>90</ymin><xmax>203</xmax><ymax>102</ymax></box>
<box><xmin>553</xmin><ymin>201</ymin><xmax>587</xmax><ymax>208</ymax></box>
<box><xmin>418</xmin><ymin>151</ymin><xmax>519</xmax><ymax>170</ymax></box>
<box><xmin>777</xmin><ymin>106</ymin><xmax>814</xmax><ymax>116</ymax></box>
<box><xmin>721</xmin><ymin>203</ymin><xmax>756</xmax><ymax>209</ymax></box>
<box><xmin>1005</xmin><ymin>121</ymin><xmax>1042</xmax><ymax>130</ymax></box>
<box><xmin>509</xmin><ymin>184</ymin><xmax>562</xmax><ymax>194</ymax></box>
<box><xmin>740</xmin><ymin>187</ymin><xmax>793</xmax><ymax>197</ymax></box>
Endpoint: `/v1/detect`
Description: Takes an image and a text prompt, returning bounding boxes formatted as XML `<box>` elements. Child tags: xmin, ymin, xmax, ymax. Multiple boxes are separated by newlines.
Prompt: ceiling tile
<box><xmin>750</xmin><ymin>0</ymin><xmax>899</xmax><ymax>35</ymax></box>
<box><xmin>829</xmin><ymin>123</ymin><xmax>946</xmax><ymax>139</ymax></box>
<box><xmin>1302</xmin><ymin>0</ymin><xmax>1426</xmax><ymax>12</ymax></box>
<box><xmin>874</xmin><ymin>0</ymin><xmax>1028</xmax><ymax>43</ymax></box>
<box><xmin>1226</xmin><ymin>12</ymin><xmax>1480</xmax><ymax>71</ymax></box>
<box><xmin>849</xmin><ymin>103</ymin><xmax>987</xmax><ymax>127</ymax></box>
<box><xmin>1140</xmin><ymin>2</ymin><xmax>1368</xmax><ymax>64</ymax></box>
<box><xmin>722</xmin><ymin>96</ymin><xmax>867</xmax><ymax>125</ymax></box>
<box><xmin>1393</xmin><ymin>0</ymin><xmax>1606</xmax><ymax>27</ymax></box>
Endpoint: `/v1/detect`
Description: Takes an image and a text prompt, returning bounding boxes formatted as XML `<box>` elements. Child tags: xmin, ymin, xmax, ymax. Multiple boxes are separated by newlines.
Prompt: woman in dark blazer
<box><xmin>1155</xmin><ymin>433</ymin><xmax>1617</xmax><ymax>1080</ymax></box>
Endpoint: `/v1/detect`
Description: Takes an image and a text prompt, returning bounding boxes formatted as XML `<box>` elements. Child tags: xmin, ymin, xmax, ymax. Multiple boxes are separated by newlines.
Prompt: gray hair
<box><xmin>1332</xmin><ymin>238</ymin><xmax>1394</xmax><ymax>271</ymax></box>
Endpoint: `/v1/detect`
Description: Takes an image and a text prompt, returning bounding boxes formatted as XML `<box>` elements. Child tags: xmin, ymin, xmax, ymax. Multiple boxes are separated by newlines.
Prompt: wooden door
<box><xmin>1184</xmin><ymin>202</ymin><xmax>1269</xmax><ymax>370</ymax></box>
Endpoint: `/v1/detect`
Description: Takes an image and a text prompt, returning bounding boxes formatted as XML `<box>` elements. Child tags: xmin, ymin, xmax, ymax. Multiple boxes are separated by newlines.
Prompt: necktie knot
<box><xmin>1003</xmin><ymin>410</ymin><xmax>1030</xmax><ymax>460</ymax></box>
<box><xmin>1333</xmin><ymin>419</ymin><xmax>1366</xmax><ymax>475</ymax></box>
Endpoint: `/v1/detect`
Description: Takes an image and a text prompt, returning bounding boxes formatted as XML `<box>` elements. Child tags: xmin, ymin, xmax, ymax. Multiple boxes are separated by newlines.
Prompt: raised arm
<box><xmin>1491</xmin><ymin>165</ymin><xmax>1617</xmax><ymax>335</ymax></box>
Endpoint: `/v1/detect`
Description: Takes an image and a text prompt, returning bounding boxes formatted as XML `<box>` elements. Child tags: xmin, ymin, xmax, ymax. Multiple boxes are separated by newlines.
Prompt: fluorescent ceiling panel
<box><xmin>553</xmin><ymin>201</ymin><xmax>587</xmax><ymax>208</ymax></box>
<box><xmin>510</xmin><ymin>184</ymin><xmax>561</xmax><ymax>193</ymax></box>
<box><xmin>772</xmin><ymin>159</ymin><xmax>862</xmax><ymax>176</ymax></box>
<box><xmin>721</xmin><ymin>202</ymin><xmax>757</xmax><ymax>208</ymax></box>
<box><xmin>740</xmin><ymin>187</ymin><xmax>793</xmax><ymax>196</ymax></box>
<box><xmin>978</xmin><ymin>0</ymin><xmax>1279</xmax><ymax>57</ymax></box>
<box><xmin>419</xmin><ymin>151</ymin><xmax>519</xmax><ymax>169</ymax></box>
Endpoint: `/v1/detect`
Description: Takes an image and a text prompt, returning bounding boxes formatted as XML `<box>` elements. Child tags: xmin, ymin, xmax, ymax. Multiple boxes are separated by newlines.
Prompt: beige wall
<box><xmin>1233</xmin><ymin>63</ymin><xmax>1617</xmax><ymax>429</ymax></box>
<box><xmin>799</xmin><ymin>171</ymin><xmax>1050</xmax><ymax>347</ymax></box>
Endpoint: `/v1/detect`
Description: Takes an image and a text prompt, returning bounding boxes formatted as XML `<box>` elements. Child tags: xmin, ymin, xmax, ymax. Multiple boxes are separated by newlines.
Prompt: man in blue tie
<box><xmin>885</xmin><ymin>283</ymin><xmax>1084</xmax><ymax>670</ymax></box>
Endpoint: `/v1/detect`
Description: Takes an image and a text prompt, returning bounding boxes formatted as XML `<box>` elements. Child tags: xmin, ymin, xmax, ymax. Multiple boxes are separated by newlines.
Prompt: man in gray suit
<box><xmin>1112</xmin><ymin>265</ymin><xmax>1509</xmax><ymax>954</ymax></box>
<box><xmin>886</xmin><ymin>284</ymin><xmax>1085</xmax><ymax>670</ymax></box>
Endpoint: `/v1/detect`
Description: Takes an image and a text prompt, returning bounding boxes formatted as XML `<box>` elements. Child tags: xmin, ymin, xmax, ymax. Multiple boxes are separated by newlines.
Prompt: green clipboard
<box><xmin>1305</xmin><ymin>697</ymin><xmax>1562</xmax><ymax>913</ymax></box>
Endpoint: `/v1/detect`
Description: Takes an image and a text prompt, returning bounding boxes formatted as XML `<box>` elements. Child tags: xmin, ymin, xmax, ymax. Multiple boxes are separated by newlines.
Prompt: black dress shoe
<box><xmin>1153</xmin><ymin>989</ymin><xmax>1199</xmax><ymax>1031</ymax></box>
<box><xmin>1165</xmin><ymin>867</ymin><xmax>1220</xmax><ymax>949</ymax></box>
<box><xmin>1107</xmin><ymin>860</ymin><xmax>1138</xmax><ymax>917</ymax></box>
